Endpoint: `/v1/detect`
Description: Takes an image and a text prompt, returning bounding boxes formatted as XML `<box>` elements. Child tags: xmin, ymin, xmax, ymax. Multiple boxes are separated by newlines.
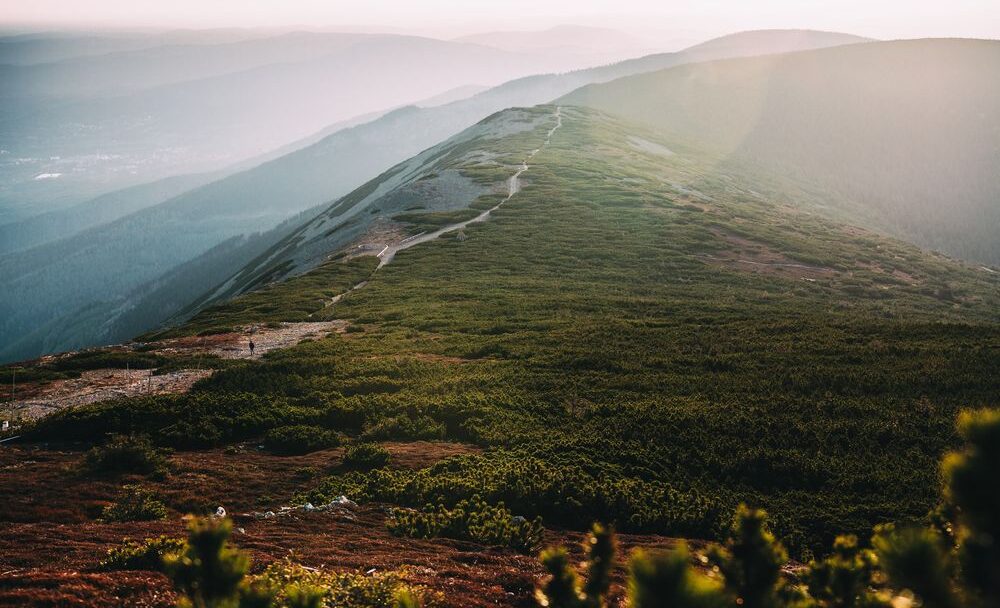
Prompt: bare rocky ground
<box><xmin>151</xmin><ymin>320</ymin><xmax>349</xmax><ymax>360</ymax></box>
<box><xmin>4</xmin><ymin>368</ymin><xmax>214</xmax><ymax>422</ymax></box>
<box><xmin>3</xmin><ymin>321</ymin><xmax>347</xmax><ymax>423</ymax></box>
<box><xmin>341</xmin><ymin>217</ymin><xmax>413</xmax><ymax>260</ymax></box>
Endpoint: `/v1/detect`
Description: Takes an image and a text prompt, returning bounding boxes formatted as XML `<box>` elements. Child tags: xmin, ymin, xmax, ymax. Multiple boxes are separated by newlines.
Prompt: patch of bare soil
<box><xmin>702</xmin><ymin>229</ymin><xmax>837</xmax><ymax>280</ymax></box>
<box><xmin>341</xmin><ymin>217</ymin><xmax>410</xmax><ymax>260</ymax></box>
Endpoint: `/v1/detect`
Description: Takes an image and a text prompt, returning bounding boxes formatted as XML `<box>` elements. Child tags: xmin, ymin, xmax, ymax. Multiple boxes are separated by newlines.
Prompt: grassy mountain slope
<box><xmin>559</xmin><ymin>39</ymin><xmax>1000</xmax><ymax>265</ymax></box>
<box><xmin>0</xmin><ymin>30</ymin><xmax>871</xmax><ymax>364</ymax></box>
<box><xmin>32</xmin><ymin>106</ymin><xmax>999</xmax><ymax>559</ymax></box>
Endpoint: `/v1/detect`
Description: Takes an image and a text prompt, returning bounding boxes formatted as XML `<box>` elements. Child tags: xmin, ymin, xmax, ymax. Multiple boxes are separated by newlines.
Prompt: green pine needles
<box><xmin>387</xmin><ymin>495</ymin><xmax>544</xmax><ymax>554</ymax></box>
<box><xmin>165</xmin><ymin>518</ymin><xmax>250</xmax><ymax>608</ymax></box>
<box><xmin>162</xmin><ymin>517</ymin><xmax>431</xmax><ymax>608</ymax></box>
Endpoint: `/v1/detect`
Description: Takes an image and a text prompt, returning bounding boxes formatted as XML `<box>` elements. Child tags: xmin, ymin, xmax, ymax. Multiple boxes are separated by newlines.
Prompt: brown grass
<box><xmin>0</xmin><ymin>440</ymin><xmax>691</xmax><ymax>607</ymax></box>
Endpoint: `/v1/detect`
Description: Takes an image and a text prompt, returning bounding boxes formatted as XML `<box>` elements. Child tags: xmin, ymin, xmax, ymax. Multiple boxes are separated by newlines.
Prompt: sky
<box><xmin>2</xmin><ymin>0</ymin><xmax>999</xmax><ymax>41</ymax></box>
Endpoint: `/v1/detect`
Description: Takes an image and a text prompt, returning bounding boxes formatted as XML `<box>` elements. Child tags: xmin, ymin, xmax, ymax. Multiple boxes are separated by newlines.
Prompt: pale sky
<box><xmin>2</xmin><ymin>0</ymin><xmax>999</xmax><ymax>41</ymax></box>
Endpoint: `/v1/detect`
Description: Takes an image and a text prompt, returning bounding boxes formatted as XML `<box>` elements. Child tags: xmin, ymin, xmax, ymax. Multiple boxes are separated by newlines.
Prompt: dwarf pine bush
<box><xmin>872</xmin><ymin>526</ymin><xmax>958</xmax><ymax>608</ymax></box>
<box><xmin>100</xmin><ymin>484</ymin><xmax>168</xmax><ymax>522</ymax></box>
<box><xmin>708</xmin><ymin>505</ymin><xmax>789</xmax><ymax>608</ymax></box>
<box><xmin>264</xmin><ymin>425</ymin><xmax>341</xmax><ymax>455</ymax></box>
<box><xmin>536</xmin><ymin>547</ymin><xmax>585</xmax><ymax>607</ymax></box>
<box><xmin>165</xmin><ymin>517</ymin><xmax>250</xmax><ymax>608</ymax></box>
<box><xmin>535</xmin><ymin>523</ymin><xmax>616</xmax><ymax>608</ymax></box>
<box><xmin>85</xmin><ymin>434</ymin><xmax>169</xmax><ymax>476</ymax></box>
<box><xmin>387</xmin><ymin>495</ymin><xmax>544</xmax><ymax>554</ymax></box>
<box><xmin>581</xmin><ymin>523</ymin><xmax>616</xmax><ymax>608</ymax></box>
<box><xmin>342</xmin><ymin>442</ymin><xmax>391</xmax><ymax>469</ymax></box>
<box><xmin>628</xmin><ymin>547</ymin><xmax>727</xmax><ymax>608</ymax></box>
<box><xmin>805</xmin><ymin>535</ymin><xmax>885</xmax><ymax>607</ymax></box>
<box><xmin>99</xmin><ymin>535</ymin><xmax>186</xmax><ymax>571</ymax></box>
<box><xmin>165</xmin><ymin>517</ymin><xmax>430</xmax><ymax>608</ymax></box>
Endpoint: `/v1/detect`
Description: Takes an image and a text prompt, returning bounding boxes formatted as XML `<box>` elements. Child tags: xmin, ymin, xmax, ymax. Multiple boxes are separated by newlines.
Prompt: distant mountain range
<box><xmin>0</xmin><ymin>28</ymin><xmax>279</xmax><ymax>65</ymax></box>
<box><xmin>0</xmin><ymin>31</ymin><xmax>593</xmax><ymax>221</ymax></box>
<box><xmin>454</xmin><ymin>24</ymin><xmax>663</xmax><ymax>66</ymax></box>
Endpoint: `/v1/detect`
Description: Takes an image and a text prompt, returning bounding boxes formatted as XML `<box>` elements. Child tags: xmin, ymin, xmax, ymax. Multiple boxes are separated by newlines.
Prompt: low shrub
<box><xmin>98</xmin><ymin>536</ymin><xmax>186</xmax><ymax>571</ymax></box>
<box><xmin>342</xmin><ymin>442</ymin><xmax>391</xmax><ymax>469</ymax></box>
<box><xmin>165</xmin><ymin>516</ymin><xmax>432</xmax><ymax>608</ymax></box>
<box><xmin>25</xmin><ymin>391</ymin><xmax>303</xmax><ymax>449</ymax></box>
<box><xmin>255</xmin><ymin>560</ymin><xmax>435</xmax><ymax>608</ymax></box>
<box><xmin>264</xmin><ymin>425</ymin><xmax>341</xmax><ymax>455</ymax></box>
<box><xmin>305</xmin><ymin>452</ymin><xmax>720</xmax><ymax>539</ymax></box>
<box><xmin>387</xmin><ymin>495</ymin><xmax>544</xmax><ymax>554</ymax></box>
<box><xmin>50</xmin><ymin>350</ymin><xmax>167</xmax><ymax>372</ymax></box>
<box><xmin>361</xmin><ymin>414</ymin><xmax>445</xmax><ymax>441</ymax></box>
<box><xmin>84</xmin><ymin>434</ymin><xmax>169</xmax><ymax>477</ymax></box>
<box><xmin>101</xmin><ymin>484</ymin><xmax>168</xmax><ymax>522</ymax></box>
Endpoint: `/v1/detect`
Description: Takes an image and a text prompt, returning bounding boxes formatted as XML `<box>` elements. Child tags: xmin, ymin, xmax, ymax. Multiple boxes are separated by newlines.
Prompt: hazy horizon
<box><xmin>2</xmin><ymin>0</ymin><xmax>999</xmax><ymax>42</ymax></box>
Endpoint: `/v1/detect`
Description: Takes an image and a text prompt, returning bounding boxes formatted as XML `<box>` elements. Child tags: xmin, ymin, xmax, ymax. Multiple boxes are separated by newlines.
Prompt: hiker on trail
<box><xmin>249</xmin><ymin>339</ymin><xmax>255</xmax><ymax>357</ymax></box>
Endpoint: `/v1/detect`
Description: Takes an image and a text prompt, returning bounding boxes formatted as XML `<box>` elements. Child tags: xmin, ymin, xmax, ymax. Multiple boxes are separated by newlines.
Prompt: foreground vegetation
<box><xmin>386</xmin><ymin>495</ymin><xmax>545</xmax><ymax>554</ymax></box>
<box><xmin>96</xmin><ymin>408</ymin><xmax>998</xmax><ymax>607</ymax></box>
<box><xmin>123</xmin><ymin>517</ymin><xmax>431</xmax><ymax>608</ymax></box>
<box><xmin>23</xmin><ymin>107</ymin><xmax>1000</xmax><ymax>557</ymax></box>
<box><xmin>537</xmin><ymin>408</ymin><xmax>999</xmax><ymax>608</ymax></box>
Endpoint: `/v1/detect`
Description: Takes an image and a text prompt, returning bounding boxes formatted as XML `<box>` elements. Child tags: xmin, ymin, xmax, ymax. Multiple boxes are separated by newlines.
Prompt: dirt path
<box><xmin>377</xmin><ymin>106</ymin><xmax>562</xmax><ymax>267</ymax></box>
<box><xmin>153</xmin><ymin>321</ymin><xmax>348</xmax><ymax>360</ymax></box>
